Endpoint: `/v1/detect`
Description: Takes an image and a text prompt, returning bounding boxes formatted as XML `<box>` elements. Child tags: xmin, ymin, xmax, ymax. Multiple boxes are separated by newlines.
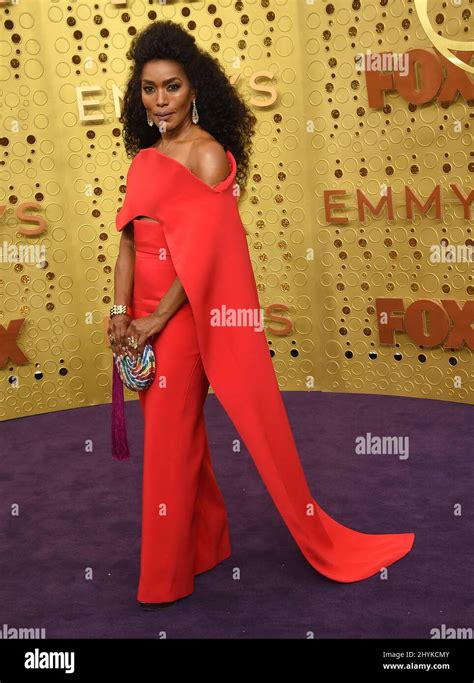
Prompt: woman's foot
<box><xmin>138</xmin><ymin>599</ymin><xmax>177</xmax><ymax>610</ymax></box>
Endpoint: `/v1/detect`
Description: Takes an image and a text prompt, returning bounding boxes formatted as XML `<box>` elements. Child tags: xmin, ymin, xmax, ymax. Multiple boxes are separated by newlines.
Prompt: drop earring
<box><xmin>191</xmin><ymin>99</ymin><xmax>199</xmax><ymax>124</ymax></box>
<box><xmin>146</xmin><ymin>111</ymin><xmax>154</xmax><ymax>127</ymax></box>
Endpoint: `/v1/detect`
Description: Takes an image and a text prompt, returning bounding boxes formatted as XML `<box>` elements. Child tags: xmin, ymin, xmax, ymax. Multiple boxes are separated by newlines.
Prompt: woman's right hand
<box><xmin>107</xmin><ymin>314</ymin><xmax>132</xmax><ymax>357</ymax></box>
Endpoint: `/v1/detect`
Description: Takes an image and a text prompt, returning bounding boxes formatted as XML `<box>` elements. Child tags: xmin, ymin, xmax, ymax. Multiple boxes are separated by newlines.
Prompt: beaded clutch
<box><xmin>111</xmin><ymin>341</ymin><xmax>156</xmax><ymax>460</ymax></box>
<box><xmin>113</xmin><ymin>342</ymin><xmax>156</xmax><ymax>392</ymax></box>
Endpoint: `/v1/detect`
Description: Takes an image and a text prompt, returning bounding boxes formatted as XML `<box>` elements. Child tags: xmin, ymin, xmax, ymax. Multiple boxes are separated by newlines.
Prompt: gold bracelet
<box><xmin>110</xmin><ymin>304</ymin><xmax>132</xmax><ymax>318</ymax></box>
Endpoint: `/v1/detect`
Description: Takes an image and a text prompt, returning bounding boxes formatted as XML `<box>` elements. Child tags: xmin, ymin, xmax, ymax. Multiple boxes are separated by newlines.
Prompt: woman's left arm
<box><xmin>153</xmin><ymin>275</ymin><xmax>188</xmax><ymax>326</ymax></box>
<box><xmin>125</xmin><ymin>275</ymin><xmax>188</xmax><ymax>359</ymax></box>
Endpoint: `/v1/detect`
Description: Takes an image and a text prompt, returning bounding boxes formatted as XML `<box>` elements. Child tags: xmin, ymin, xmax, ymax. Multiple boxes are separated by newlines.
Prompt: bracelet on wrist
<box><xmin>110</xmin><ymin>304</ymin><xmax>132</xmax><ymax>318</ymax></box>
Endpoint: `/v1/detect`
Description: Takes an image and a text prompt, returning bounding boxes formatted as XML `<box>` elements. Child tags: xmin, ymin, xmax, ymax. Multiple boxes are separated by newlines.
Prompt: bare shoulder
<box><xmin>192</xmin><ymin>139</ymin><xmax>230</xmax><ymax>187</ymax></box>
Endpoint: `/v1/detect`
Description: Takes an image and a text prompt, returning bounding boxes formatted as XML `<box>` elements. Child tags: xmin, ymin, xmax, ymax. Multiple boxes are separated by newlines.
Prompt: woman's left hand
<box><xmin>124</xmin><ymin>314</ymin><xmax>166</xmax><ymax>360</ymax></box>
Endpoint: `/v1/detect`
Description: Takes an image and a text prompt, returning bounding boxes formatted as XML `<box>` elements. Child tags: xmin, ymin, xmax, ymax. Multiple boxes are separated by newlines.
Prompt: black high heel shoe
<box><xmin>138</xmin><ymin>600</ymin><xmax>177</xmax><ymax>610</ymax></box>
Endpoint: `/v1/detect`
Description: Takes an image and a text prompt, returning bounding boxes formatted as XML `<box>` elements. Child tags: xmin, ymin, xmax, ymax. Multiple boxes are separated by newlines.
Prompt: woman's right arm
<box><xmin>108</xmin><ymin>222</ymin><xmax>135</xmax><ymax>355</ymax></box>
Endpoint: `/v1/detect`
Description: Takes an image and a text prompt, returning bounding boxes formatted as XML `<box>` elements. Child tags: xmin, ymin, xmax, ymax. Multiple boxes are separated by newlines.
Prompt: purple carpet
<box><xmin>0</xmin><ymin>391</ymin><xmax>472</xmax><ymax>639</ymax></box>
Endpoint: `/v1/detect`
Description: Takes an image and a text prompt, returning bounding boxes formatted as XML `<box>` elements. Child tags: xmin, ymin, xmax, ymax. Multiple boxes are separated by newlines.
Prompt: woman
<box><xmin>108</xmin><ymin>21</ymin><xmax>415</xmax><ymax>610</ymax></box>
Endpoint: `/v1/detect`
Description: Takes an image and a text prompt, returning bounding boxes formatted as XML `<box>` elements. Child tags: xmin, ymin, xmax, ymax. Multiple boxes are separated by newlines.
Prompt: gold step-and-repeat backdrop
<box><xmin>0</xmin><ymin>0</ymin><xmax>472</xmax><ymax>420</ymax></box>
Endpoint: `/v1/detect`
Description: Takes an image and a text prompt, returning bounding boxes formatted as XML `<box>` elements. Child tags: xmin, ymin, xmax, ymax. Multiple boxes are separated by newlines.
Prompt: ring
<box><xmin>108</xmin><ymin>334</ymin><xmax>116</xmax><ymax>343</ymax></box>
<box><xmin>127</xmin><ymin>336</ymin><xmax>139</xmax><ymax>349</ymax></box>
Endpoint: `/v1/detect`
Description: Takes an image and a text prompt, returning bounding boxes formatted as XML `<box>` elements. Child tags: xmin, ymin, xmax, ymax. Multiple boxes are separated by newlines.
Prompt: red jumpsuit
<box><xmin>113</xmin><ymin>147</ymin><xmax>415</xmax><ymax>603</ymax></box>
<box><xmin>131</xmin><ymin>217</ymin><xmax>231</xmax><ymax>602</ymax></box>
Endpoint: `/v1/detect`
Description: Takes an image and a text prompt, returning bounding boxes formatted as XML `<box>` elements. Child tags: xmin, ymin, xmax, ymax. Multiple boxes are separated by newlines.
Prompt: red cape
<box><xmin>112</xmin><ymin>146</ymin><xmax>415</xmax><ymax>583</ymax></box>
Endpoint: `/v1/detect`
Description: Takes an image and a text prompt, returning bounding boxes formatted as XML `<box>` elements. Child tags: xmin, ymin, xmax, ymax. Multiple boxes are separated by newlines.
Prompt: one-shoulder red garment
<box><xmin>113</xmin><ymin>146</ymin><xmax>415</xmax><ymax>598</ymax></box>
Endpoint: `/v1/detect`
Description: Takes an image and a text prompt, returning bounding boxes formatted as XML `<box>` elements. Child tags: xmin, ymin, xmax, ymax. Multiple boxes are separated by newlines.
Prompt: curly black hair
<box><xmin>119</xmin><ymin>20</ymin><xmax>257</xmax><ymax>190</ymax></box>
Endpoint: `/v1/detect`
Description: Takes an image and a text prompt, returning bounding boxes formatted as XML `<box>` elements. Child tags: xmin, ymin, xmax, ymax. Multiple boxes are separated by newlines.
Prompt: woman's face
<box><xmin>140</xmin><ymin>59</ymin><xmax>196</xmax><ymax>133</ymax></box>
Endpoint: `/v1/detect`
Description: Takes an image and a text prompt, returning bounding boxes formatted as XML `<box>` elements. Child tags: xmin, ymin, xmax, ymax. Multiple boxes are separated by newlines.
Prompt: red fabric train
<box><xmin>112</xmin><ymin>146</ymin><xmax>415</xmax><ymax>585</ymax></box>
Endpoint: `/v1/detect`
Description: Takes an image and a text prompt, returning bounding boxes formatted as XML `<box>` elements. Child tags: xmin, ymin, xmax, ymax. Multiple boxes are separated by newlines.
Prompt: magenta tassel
<box><xmin>112</xmin><ymin>359</ymin><xmax>131</xmax><ymax>460</ymax></box>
